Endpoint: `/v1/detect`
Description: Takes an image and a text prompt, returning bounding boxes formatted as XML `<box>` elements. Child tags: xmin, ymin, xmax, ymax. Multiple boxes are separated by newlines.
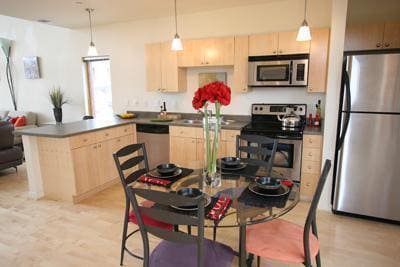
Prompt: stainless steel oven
<box><xmin>271</xmin><ymin>138</ymin><xmax>302</xmax><ymax>182</ymax></box>
<box><xmin>248</xmin><ymin>54</ymin><xmax>309</xmax><ymax>87</ymax></box>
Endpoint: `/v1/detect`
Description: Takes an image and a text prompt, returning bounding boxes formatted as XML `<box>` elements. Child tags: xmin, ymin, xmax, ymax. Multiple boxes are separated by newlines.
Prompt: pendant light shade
<box><xmin>86</xmin><ymin>8</ymin><xmax>98</xmax><ymax>56</ymax></box>
<box><xmin>171</xmin><ymin>0</ymin><xmax>183</xmax><ymax>51</ymax></box>
<box><xmin>297</xmin><ymin>0</ymin><xmax>311</xmax><ymax>41</ymax></box>
<box><xmin>297</xmin><ymin>20</ymin><xmax>312</xmax><ymax>41</ymax></box>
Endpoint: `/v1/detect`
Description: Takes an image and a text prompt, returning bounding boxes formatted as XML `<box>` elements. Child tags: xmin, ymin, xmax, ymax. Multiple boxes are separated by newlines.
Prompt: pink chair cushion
<box><xmin>246</xmin><ymin>219</ymin><xmax>319</xmax><ymax>264</ymax></box>
<box><xmin>129</xmin><ymin>200</ymin><xmax>173</xmax><ymax>230</ymax></box>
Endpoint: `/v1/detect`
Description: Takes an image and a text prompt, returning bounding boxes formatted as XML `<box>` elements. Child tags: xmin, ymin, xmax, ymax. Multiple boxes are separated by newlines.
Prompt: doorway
<box><xmin>84</xmin><ymin>57</ymin><xmax>113</xmax><ymax>118</ymax></box>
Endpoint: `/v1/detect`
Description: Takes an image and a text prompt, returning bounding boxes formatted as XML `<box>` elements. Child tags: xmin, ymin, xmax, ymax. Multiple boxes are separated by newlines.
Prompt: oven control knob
<box><xmin>299</xmin><ymin>107</ymin><xmax>303</xmax><ymax>111</ymax></box>
<box><xmin>260</xmin><ymin>107</ymin><xmax>263</xmax><ymax>111</ymax></box>
<box><xmin>255</xmin><ymin>107</ymin><xmax>258</xmax><ymax>111</ymax></box>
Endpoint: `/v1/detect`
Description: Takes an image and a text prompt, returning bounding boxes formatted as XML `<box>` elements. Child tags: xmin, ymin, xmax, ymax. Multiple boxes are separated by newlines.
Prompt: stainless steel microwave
<box><xmin>248</xmin><ymin>54</ymin><xmax>309</xmax><ymax>87</ymax></box>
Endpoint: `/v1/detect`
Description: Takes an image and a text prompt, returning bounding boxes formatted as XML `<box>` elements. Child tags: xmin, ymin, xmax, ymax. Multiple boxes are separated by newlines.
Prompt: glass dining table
<box><xmin>133</xmin><ymin>165</ymin><xmax>300</xmax><ymax>267</ymax></box>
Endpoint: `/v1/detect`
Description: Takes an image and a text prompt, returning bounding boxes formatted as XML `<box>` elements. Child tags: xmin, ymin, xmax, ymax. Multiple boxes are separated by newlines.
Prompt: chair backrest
<box><xmin>113</xmin><ymin>143</ymin><xmax>150</xmax><ymax>197</ymax></box>
<box><xmin>236</xmin><ymin>134</ymin><xmax>278</xmax><ymax>176</ymax></box>
<box><xmin>303</xmin><ymin>159</ymin><xmax>331</xmax><ymax>266</ymax></box>
<box><xmin>0</xmin><ymin>121</ymin><xmax>14</xmax><ymax>150</ymax></box>
<box><xmin>126</xmin><ymin>186</ymin><xmax>206</xmax><ymax>267</ymax></box>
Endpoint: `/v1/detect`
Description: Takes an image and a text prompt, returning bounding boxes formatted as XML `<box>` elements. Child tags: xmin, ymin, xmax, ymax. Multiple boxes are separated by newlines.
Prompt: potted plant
<box><xmin>49</xmin><ymin>87</ymin><xmax>67</xmax><ymax>123</ymax></box>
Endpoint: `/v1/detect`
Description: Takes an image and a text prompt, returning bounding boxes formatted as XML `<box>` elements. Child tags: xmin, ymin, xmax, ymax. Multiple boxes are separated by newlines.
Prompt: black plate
<box><xmin>148</xmin><ymin>168</ymin><xmax>182</xmax><ymax>179</ymax></box>
<box><xmin>170</xmin><ymin>194</ymin><xmax>212</xmax><ymax>211</ymax></box>
<box><xmin>248</xmin><ymin>183</ymin><xmax>289</xmax><ymax>197</ymax></box>
<box><xmin>220</xmin><ymin>162</ymin><xmax>247</xmax><ymax>171</ymax></box>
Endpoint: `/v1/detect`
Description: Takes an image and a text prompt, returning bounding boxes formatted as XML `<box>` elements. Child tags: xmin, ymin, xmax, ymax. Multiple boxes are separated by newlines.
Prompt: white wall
<box><xmin>81</xmin><ymin>0</ymin><xmax>332</xmax><ymax>116</ymax></box>
<box><xmin>320</xmin><ymin>0</ymin><xmax>348</xmax><ymax>210</ymax></box>
<box><xmin>0</xmin><ymin>15</ymin><xmax>86</xmax><ymax>123</ymax></box>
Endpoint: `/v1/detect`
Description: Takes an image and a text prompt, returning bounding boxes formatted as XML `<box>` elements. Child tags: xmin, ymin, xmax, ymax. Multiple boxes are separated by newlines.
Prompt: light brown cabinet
<box><xmin>300</xmin><ymin>134</ymin><xmax>323</xmax><ymax>201</ymax></box>
<box><xmin>249</xmin><ymin>33</ymin><xmax>279</xmax><ymax>56</ymax></box>
<box><xmin>145</xmin><ymin>42</ymin><xmax>187</xmax><ymax>92</ymax></box>
<box><xmin>233</xmin><ymin>35</ymin><xmax>250</xmax><ymax>93</ymax></box>
<box><xmin>345</xmin><ymin>22</ymin><xmax>400</xmax><ymax>51</ymax></box>
<box><xmin>36</xmin><ymin>124</ymin><xmax>136</xmax><ymax>203</ymax></box>
<box><xmin>145</xmin><ymin>43</ymin><xmax>161</xmax><ymax>91</ymax></box>
<box><xmin>249</xmin><ymin>31</ymin><xmax>310</xmax><ymax>56</ymax></box>
<box><xmin>178</xmin><ymin>37</ymin><xmax>234</xmax><ymax>67</ymax></box>
<box><xmin>308</xmin><ymin>28</ymin><xmax>330</xmax><ymax>93</ymax></box>
<box><xmin>169</xmin><ymin>126</ymin><xmax>240</xmax><ymax>169</ymax></box>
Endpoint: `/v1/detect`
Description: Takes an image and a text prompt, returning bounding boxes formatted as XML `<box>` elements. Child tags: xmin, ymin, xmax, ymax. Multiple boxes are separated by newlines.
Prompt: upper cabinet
<box><xmin>145</xmin><ymin>42</ymin><xmax>187</xmax><ymax>92</ymax></box>
<box><xmin>178</xmin><ymin>37</ymin><xmax>234</xmax><ymax>67</ymax></box>
<box><xmin>278</xmin><ymin>31</ymin><xmax>310</xmax><ymax>55</ymax></box>
<box><xmin>249</xmin><ymin>33</ymin><xmax>279</xmax><ymax>56</ymax></box>
<box><xmin>233</xmin><ymin>35</ymin><xmax>249</xmax><ymax>93</ymax></box>
<box><xmin>308</xmin><ymin>28</ymin><xmax>330</xmax><ymax>93</ymax></box>
<box><xmin>249</xmin><ymin>31</ymin><xmax>310</xmax><ymax>56</ymax></box>
<box><xmin>344</xmin><ymin>22</ymin><xmax>400</xmax><ymax>51</ymax></box>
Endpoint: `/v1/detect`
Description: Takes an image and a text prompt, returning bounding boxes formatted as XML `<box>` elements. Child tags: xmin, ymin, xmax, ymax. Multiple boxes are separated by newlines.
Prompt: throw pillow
<box><xmin>14</xmin><ymin>116</ymin><xmax>27</xmax><ymax>127</ymax></box>
<box><xmin>10</xmin><ymin>117</ymin><xmax>18</xmax><ymax>124</ymax></box>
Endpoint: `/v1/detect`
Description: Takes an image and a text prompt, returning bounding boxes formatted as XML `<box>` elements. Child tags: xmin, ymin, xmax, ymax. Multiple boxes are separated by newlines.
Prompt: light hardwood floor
<box><xmin>0</xmin><ymin>165</ymin><xmax>399</xmax><ymax>267</ymax></box>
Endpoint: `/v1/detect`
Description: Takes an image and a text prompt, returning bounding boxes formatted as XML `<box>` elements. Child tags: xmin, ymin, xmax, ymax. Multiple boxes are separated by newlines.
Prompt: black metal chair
<box><xmin>236</xmin><ymin>135</ymin><xmax>279</xmax><ymax>176</ymax></box>
<box><xmin>126</xmin><ymin>186</ymin><xmax>235</xmax><ymax>267</ymax></box>
<box><xmin>113</xmin><ymin>143</ymin><xmax>173</xmax><ymax>266</ymax></box>
<box><xmin>246</xmin><ymin>160</ymin><xmax>332</xmax><ymax>267</ymax></box>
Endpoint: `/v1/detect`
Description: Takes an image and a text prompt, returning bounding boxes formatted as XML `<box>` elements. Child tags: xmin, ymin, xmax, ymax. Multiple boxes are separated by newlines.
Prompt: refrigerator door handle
<box><xmin>336</xmin><ymin>70</ymin><xmax>352</xmax><ymax>150</ymax></box>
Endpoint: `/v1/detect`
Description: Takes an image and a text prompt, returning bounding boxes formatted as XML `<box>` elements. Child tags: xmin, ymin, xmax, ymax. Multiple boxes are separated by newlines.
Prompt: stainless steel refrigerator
<box><xmin>333</xmin><ymin>52</ymin><xmax>400</xmax><ymax>222</ymax></box>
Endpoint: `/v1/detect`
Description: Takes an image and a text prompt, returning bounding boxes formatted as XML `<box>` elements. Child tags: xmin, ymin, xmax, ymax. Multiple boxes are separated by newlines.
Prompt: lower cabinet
<box><xmin>300</xmin><ymin>134</ymin><xmax>323</xmax><ymax>200</ymax></box>
<box><xmin>169</xmin><ymin>126</ymin><xmax>240</xmax><ymax>169</ymax></box>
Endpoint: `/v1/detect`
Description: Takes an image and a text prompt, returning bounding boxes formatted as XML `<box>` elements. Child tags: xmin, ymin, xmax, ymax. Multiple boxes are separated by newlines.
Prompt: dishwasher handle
<box><xmin>136</xmin><ymin>124</ymin><xmax>169</xmax><ymax>134</ymax></box>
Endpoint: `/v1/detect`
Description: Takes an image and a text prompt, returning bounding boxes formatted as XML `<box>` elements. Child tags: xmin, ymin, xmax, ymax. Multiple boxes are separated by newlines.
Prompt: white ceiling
<box><xmin>0</xmin><ymin>0</ymin><xmax>282</xmax><ymax>28</ymax></box>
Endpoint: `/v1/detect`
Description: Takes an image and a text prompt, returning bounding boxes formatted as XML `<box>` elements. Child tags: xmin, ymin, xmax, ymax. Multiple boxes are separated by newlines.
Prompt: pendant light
<box><xmin>171</xmin><ymin>0</ymin><xmax>183</xmax><ymax>51</ymax></box>
<box><xmin>296</xmin><ymin>0</ymin><xmax>312</xmax><ymax>41</ymax></box>
<box><xmin>86</xmin><ymin>8</ymin><xmax>98</xmax><ymax>56</ymax></box>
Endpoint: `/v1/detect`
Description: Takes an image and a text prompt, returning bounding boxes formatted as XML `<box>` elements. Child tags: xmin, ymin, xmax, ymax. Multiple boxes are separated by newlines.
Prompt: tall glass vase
<box><xmin>202</xmin><ymin>105</ymin><xmax>222</xmax><ymax>188</ymax></box>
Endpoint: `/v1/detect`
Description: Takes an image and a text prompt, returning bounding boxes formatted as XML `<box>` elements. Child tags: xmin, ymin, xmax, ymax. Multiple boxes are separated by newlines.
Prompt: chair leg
<box><xmin>316</xmin><ymin>251</ymin><xmax>321</xmax><ymax>267</ymax></box>
<box><xmin>257</xmin><ymin>256</ymin><xmax>260</xmax><ymax>267</ymax></box>
<box><xmin>120</xmin><ymin>215</ymin><xmax>129</xmax><ymax>266</ymax></box>
<box><xmin>213</xmin><ymin>225</ymin><xmax>217</xmax><ymax>241</ymax></box>
<box><xmin>14</xmin><ymin>166</ymin><xmax>18</xmax><ymax>173</ymax></box>
<box><xmin>187</xmin><ymin>225</ymin><xmax>191</xmax><ymax>235</ymax></box>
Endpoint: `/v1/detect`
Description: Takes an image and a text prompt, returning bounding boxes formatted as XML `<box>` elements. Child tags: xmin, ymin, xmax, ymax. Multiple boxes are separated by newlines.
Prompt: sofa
<box><xmin>0</xmin><ymin>121</ymin><xmax>23</xmax><ymax>172</ymax></box>
<box><xmin>0</xmin><ymin>110</ymin><xmax>38</xmax><ymax>144</ymax></box>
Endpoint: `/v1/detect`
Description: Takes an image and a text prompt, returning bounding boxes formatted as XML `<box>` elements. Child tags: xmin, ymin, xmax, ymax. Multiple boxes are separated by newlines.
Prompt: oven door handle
<box><xmin>276</xmin><ymin>135</ymin><xmax>302</xmax><ymax>140</ymax></box>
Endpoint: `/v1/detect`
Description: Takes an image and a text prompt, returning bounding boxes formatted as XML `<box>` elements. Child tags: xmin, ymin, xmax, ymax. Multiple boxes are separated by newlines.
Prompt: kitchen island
<box><xmin>18</xmin><ymin>118</ymin><xmax>137</xmax><ymax>203</ymax></box>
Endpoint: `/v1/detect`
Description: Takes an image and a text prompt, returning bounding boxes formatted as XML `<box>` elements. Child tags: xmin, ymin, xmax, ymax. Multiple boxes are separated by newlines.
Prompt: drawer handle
<box><xmin>105</xmin><ymin>133</ymin><xmax>109</xmax><ymax>136</ymax></box>
<box><xmin>83</xmin><ymin>138</ymin><xmax>88</xmax><ymax>142</ymax></box>
<box><xmin>98</xmin><ymin>144</ymin><xmax>101</xmax><ymax>148</ymax></box>
<box><xmin>376</xmin><ymin>43</ymin><xmax>381</xmax><ymax>48</ymax></box>
<box><xmin>307</xmin><ymin>165</ymin><xmax>312</xmax><ymax>169</ymax></box>
<box><xmin>308</xmin><ymin>152</ymin><xmax>313</xmax><ymax>156</ymax></box>
<box><xmin>124</xmin><ymin>129</ymin><xmax>128</xmax><ymax>132</ymax></box>
<box><xmin>93</xmin><ymin>145</ymin><xmax>97</xmax><ymax>149</ymax></box>
<box><xmin>306</xmin><ymin>182</ymin><xmax>311</xmax><ymax>186</ymax></box>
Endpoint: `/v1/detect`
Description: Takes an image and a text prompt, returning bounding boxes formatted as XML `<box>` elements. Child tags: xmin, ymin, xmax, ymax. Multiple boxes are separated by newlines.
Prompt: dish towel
<box><xmin>207</xmin><ymin>196</ymin><xmax>232</xmax><ymax>221</ymax></box>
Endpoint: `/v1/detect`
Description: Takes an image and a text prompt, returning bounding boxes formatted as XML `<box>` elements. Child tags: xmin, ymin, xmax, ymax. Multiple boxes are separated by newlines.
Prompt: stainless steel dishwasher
<box><xmin>136</xmin><ymin>124</ymin><xmax>169</xmax><ymax>169</ymax></box>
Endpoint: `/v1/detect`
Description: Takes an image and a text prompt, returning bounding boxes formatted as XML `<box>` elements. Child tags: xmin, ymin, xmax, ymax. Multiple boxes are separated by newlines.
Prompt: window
<box><xmin>83</xmin><ymin>57</ymin><xmax>113</xmax><ymax>118</ymax></box>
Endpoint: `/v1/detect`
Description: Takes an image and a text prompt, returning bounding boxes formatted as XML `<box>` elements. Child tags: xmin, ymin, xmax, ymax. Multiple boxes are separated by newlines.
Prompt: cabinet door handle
<box><xmin>308</xmin><ymin>152</ymin><xmax>313</xmax><ymax>156</ymax></box>
<box><xmin>105</xmin><ymin>133</ymin><xmax>109</xmax><ymax>137</ymax></box>
<box><xmin>384</xmin><ymin>43</ymin><xmax>390</xmax><ymax>47</ymax></box>
<box><xmin>376</xmin><ymin>43</ymin><xmax>381</xmax><ymax>48</ymax></box>
<box><xmin>93</xmin><ymin>145</ymin><xmax>97</xmax><ymax>149</ymax></box>
<box><xmin>98</xmin><ymin>144</ymin><xmax>101</xmax><ymax>148</ymax></box>
<box><xmin>307</xmin><ymin>165</ymin><xmax>312</xmax><ymax>170</ymax></box>
<box><xmin>279</xmin><ymin>50</ymin><xmax>283</xmax><ymax>54</ymax></box>
<box><xmin>83</xmin><ymin>138</ymin><xmax>88</xmax><ymax>142</ymax></box>
<box><xmin>273</xmin><ymin>51</ymin><xmax>276</xmax><ymax>54</ymax></box>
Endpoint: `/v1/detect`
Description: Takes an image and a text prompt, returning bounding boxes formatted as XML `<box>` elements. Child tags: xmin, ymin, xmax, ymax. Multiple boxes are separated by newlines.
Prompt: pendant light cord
<box><xmin>174</xmin><ymin>0</ymin><xmax>178</xmax><ymax>35</ymax></box>
<box><xmin>87</xmin><ymin>8</ymin><xmax>94</xmax><ymax>43</ymax></box>
<box><xmin>303</xmin><ymin>0</ymin><xmax>307</xmax><ymax>20</ymax></box>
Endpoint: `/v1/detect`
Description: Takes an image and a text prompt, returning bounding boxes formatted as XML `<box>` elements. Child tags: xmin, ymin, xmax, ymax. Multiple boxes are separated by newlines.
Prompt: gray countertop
<box><xmin>16</xmin><ymin>115</ymin><xmax>249</xmax><ymax>138</ymax></box>
<box><xmin>16</xmin><ymin>113</ymin><xmax>323</xmax><ymax>138</ymax></box>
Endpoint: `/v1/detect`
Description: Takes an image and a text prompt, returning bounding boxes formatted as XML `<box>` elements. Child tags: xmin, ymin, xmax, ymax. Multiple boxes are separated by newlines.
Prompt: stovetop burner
<box><xmin>241</xmin><ymin>103</ymin><xmax>307</xmax><ymax>140</ymax></box>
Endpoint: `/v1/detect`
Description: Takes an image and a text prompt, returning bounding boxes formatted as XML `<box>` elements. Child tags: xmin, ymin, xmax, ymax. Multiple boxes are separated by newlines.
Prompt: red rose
<box><xmin>192</xmin><ymin>81</ymin><xmax>231</xmax><ymax>109</ymax></box>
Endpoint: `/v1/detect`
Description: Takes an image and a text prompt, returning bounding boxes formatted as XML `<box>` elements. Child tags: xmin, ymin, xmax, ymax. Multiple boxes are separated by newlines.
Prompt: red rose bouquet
<box><xmin>192</xmin><ymin>81</ymin><xmax>231</xmax><ymax>186</ymax></box>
